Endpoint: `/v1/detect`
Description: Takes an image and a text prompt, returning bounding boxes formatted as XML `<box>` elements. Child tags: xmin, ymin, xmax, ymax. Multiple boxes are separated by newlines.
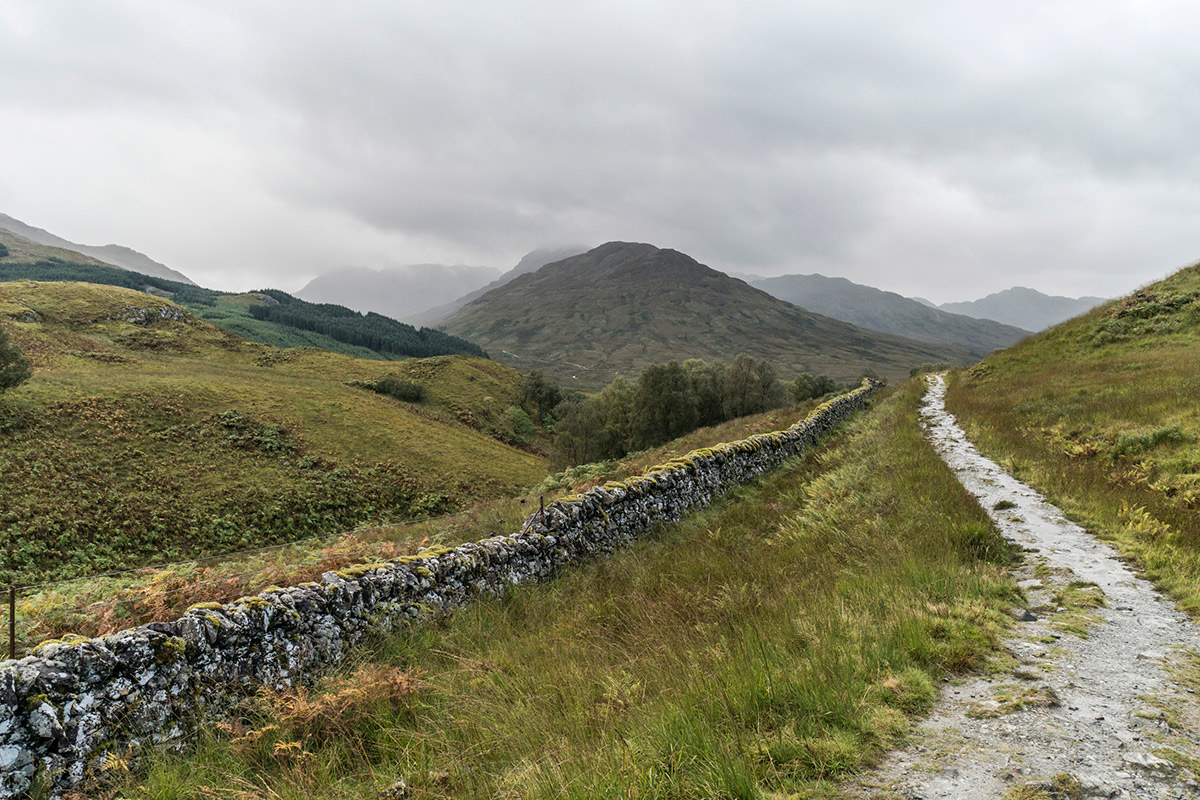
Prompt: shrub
<box><xmin>373</xmin><ymin>377</ymin><xmax>426</xmax><ymax>403</ymax></box>
<box><xmin>501</xmin><ymin>405</ymin><xmax>535</xmax><ymax>445</ymax></box>
<box><xmin>0</xmin><ymin>325</ymin><xmax>32</xmax><ymax>393</ymax></box>
<box><xmin>521</xmin><ymin>371</ymin><xmax>563</xmax><ymax>424</ymax></box>
<box><xmin>790</xmin><ymin>372</ymin><xmax>838</xmax><ymax>402</ymax></box>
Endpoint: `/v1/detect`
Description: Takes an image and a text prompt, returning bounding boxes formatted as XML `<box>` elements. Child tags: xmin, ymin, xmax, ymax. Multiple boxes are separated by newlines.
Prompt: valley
<box><xmin>1</xmin><ymin>221</ymin><xmax>1197</xmax><ymax>799</ymax></box>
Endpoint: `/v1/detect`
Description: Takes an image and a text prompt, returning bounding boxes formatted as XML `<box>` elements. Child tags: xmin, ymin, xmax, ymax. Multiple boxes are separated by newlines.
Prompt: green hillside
<box><xmin>947</xmin><ymin>261</ymin><xmax>1200</xmax><ymax>611</ymax></box>
<box><xmin>440</xmin><ymin>242</ymin><xmax>970</xmax><ymax>390</ymax></box>
<box><xmin>0</xmin><ymin>281</ymin><xmax>547</xmax><ymax>586</ymax></box>
<box><xmin>0</xmin><ymin>230</ymin><xmax>486</xmax><ymax>361</ymax></box>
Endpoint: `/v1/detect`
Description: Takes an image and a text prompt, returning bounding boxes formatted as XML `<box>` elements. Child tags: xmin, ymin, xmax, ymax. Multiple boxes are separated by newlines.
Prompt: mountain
<box><xmin>439</xmin><ymin>241</ymin><xmax>970</xmax><ymax>389</ymax></box>
<box><xmin>750</xmin><ymin>273</ymin><xmax>1030</xmax><ymax>358</ymax></box>
<box><xmin>411</xmin><ymin>245</ymin><xmax>588</xmax><ymax>326</ymax></box>
<box><xmin>296</xmin><ymin>263</ymin><xmax>501</xmax><ymax>322</ymax></box>
<box><xmin>0</xmin><ymin>213</ymin><xmax>195</xmax><ymax>284</ymax></box>
<box><xmin>937</xmin><ymin>286</ymin><xmax>1106</xmax><ymax>331</ymax></box>
<box><xmin>0</xmin><ymin>227</ymin><xmax>115</xmax><ymax>269</ymax></box>
<box><xmin>0</xmin><ymin>280</ymin><xmax>546</xmax><ymax>587</ymax></box>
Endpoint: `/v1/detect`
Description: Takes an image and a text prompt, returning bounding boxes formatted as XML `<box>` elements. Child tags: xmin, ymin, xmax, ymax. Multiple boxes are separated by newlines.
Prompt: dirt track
<box><xmin>850</xmin><ymin>375</ymin><xmax>1200</xmax><ymax>799</ymax></box>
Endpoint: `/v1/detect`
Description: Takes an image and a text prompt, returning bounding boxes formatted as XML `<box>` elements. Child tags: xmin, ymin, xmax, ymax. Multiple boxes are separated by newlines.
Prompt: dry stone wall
<box><xmin>0</xmin><ymin>379</ymin><xmax>880</xmax><ymax>797</ymax></box>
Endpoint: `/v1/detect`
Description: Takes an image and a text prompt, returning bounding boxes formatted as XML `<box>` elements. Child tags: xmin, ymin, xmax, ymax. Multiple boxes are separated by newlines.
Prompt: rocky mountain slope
<box><xmin>440</xmin><ymin>241</ymin><xmax>969</xmax><ymax>388</ymax></box>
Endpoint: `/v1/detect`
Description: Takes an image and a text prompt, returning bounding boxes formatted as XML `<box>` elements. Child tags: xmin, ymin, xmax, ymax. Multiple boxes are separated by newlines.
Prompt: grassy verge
<box><xmin>944</xmin><ymin>262</ymin><xmax>1200</xmax><ymax>614</ymax></box>
<box><xmin>98</xmin><ymin>379</ymin><xmax>1019</xmax><ymax>800</ymax></box>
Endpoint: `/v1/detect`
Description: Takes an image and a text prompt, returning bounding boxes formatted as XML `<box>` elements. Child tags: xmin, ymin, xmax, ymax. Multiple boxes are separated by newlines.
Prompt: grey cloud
<box><xmin>1</xmin><ymin>0</ymin><xmax>1198</xmax><ymax>301</ymax></box>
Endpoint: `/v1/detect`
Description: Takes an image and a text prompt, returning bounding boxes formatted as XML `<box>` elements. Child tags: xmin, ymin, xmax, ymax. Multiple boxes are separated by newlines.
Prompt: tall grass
<box><xmin>945</xmin><ymin>262</ymin><xmax>1200</xmax><ymax>613</ymax></box>
<box><xmin>100</xmin><ymin>380</ymin><xmax>1018</xmax><ymax>799</ymax></box>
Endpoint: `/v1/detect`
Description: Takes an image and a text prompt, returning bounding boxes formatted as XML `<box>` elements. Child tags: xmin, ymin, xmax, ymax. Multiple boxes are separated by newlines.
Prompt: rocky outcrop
<box><xmin>0</xmin><ymin>380</ymin><xmax>880</xmax><ymax>797</ymax></box>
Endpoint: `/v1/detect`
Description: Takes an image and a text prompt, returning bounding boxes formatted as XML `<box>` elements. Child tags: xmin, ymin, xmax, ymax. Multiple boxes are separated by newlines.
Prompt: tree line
<box><xmin>522</xmin><ymin>355</ymin><xmax>843</xmax><ymax>468</ymax></box>
<box><xmin>248</xmin><ymin>291</ymin><xmax>486</xmax><ymax>359</ymax></box>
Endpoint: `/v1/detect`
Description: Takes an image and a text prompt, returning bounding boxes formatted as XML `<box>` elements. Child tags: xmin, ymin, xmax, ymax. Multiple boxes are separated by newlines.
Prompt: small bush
<box><xmin>501</xmin><ymin>404</ymin><xmax>536</xmax><ymax>445</ymax></box>
<box><xmin>1109</xmin><ymin>425</ymin><xmax>1194</xmax><ymax>460</ymax></box>
<box><xmin>0</xmin><ymin>325</ymin><xmax>32</xmax><ymax>393</ymax></box>
<box><xmin>373</xmin><ymin>376</ymin><xmax>427</xmax><ymax>403</ymax></box>
<box><xmin>790</xmin><ymin>372</ymin><xmax>838</xmax><ymax>402</ymax></box>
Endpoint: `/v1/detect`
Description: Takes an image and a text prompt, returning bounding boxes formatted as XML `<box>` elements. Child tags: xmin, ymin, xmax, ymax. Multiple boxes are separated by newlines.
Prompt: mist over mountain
<box><xmin>0</xmin><ymin>213</ymin><xmax>195</xmax><ymax>285</ymax></box>
<box><xmin>750</xmin><ymin>273</ymin><xmax>1029</xmax><ymax>357</ymax></box>
<box><xmin>440</xmin><ymin>241</ymin><xmax>968</xmax><ymax>389</ymax></box>
<box><xmin>411</xmin><ymin>245</ymin><xmax>588</xmax><ymax>326</ymax></box>
<box><xmin>936</xmin><ymin>287</ymin><xmax>1108</xmax><ymax>331</ymax></box>
<box><xmin>296</xmin><ymin>263</ymin><xmax>501</xmax><ymax>322</ymax></box>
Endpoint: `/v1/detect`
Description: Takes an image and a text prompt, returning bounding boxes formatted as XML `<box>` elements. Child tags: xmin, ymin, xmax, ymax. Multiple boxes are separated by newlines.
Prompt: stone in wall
<box><xmin>0</xmin><ymin>380</ymin><xmax>880</xmax><ymax>798</ymax></box>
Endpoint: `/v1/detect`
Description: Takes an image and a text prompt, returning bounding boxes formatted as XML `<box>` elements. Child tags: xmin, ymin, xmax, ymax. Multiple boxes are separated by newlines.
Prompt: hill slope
<box><xmin>0</xmin><ymin>245</ymin><xmax>486</xmax><ymax>361</ymax></box>
<box><xmin>0</xmin><ymin>213</ymin><xmax>195</xmax><ymax>284</ymax></box>
<box><xmin>0</xmin><ymin>281</ymin><xmax>546</xmax><ymax>586</ymax></box>
<box><xmin>440</xmin><ymin>242</ymin><xmax>969</xmax><ymax>388</ymax></box>
<box><xmin>411</xmin><ymin>245</ymin><xmax>588</xmax><ymax>326</ymax></box>
<box><xmin>938</xmin><ymin>286</ymin><xmax>1106</xmax><ymax>331</ymax></box>
<box><xmin>751</xmin><ymin>273</ymin><xmax>1030</xmax><ymax>357</ymax></box>
<box><xmin>946</xmin><ymin>262</ymin><xmax>1200</xmax><ymax>610</ymax></box>
<box><xmin>297</xmin><ymin>263</ymin><xmax>501</xmax><ymax>322</ymax></box>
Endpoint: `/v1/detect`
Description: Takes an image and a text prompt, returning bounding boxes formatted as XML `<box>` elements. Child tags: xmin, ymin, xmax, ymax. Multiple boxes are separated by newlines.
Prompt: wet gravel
<box><xmin>849</xmin><ymin>375</ymin><xmax>1200</xmax><ymax>799</ymax></box>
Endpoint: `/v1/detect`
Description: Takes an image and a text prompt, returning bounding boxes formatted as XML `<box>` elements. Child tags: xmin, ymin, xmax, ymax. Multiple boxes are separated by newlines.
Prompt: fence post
<box><xmin>8</xmin><ymin>586</ymin><xmax>14</xmax><ymax>661</ymax></box>
<box><xmin>540</xmin><ymin>496</ymin><xmax>545</xmax><ymax>527</ymax></box>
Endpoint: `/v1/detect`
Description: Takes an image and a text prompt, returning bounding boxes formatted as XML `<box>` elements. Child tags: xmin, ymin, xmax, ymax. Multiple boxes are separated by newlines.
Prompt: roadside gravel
<box><xmin>849</xmin><ymin>375</ymin><xmax>1200</xmax><ymax>799</ymax></box>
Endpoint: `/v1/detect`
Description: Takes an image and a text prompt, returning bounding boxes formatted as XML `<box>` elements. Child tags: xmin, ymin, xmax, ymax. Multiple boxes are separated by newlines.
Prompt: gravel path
<box><xmin>850</xmin><ymin>375</ymin><xmax>1200</xmax><ymax>799</ymax></box>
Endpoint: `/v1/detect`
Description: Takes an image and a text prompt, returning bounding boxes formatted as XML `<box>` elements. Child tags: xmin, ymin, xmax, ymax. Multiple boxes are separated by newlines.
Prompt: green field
<box><xmin>0</xmin><ymin>281</ymin><xmax>547</xmax><ymax>588</ymax></box>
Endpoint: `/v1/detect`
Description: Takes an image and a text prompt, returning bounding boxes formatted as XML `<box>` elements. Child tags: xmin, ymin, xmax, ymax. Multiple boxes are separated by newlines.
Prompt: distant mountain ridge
<box><xmin>750</xmin><ymin>273</ymin><xmax>1030</xmax><ymax>357</ymax></box>
<box><xmin>0</xmin><ymin>213</ymin><xmax>195</xmax><ymax>285</ymax></box>
<box><xmin>297</xmin><ymin>263</ymin><xmax>501</xmax><ymax>322</ymax></box>
<box><xmin>935</xmin><ymin>286</ymin><xmax>1107</xmax><ymax>331</ymax></box>
<box><xmin>411</xmin><ymin>245</ymin><xmax>588</xmax><ymax>326</ymax></box>
<box><xmin>440</xmin><ymin>241</ymin><xmax>969</xmax><ymax>389</ymax></box>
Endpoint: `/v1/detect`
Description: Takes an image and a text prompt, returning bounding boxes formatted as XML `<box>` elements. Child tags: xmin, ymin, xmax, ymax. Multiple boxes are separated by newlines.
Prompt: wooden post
<box><xmin>540</xmin><ymin>496</ymin><xmax>545</xmax><ymax>527</ymax></box>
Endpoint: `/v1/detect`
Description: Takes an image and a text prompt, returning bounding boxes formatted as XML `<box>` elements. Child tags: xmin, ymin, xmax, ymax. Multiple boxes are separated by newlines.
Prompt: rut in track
<box><xmin>850</xmin><ymin>375</ymin><xmax>1200</xmax><ymax>800</ymax></box>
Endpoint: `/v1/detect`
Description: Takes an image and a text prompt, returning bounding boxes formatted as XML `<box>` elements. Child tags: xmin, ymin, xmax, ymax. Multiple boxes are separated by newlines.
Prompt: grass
<box><xmin>965</xmin><ymin>684</ymin><xmax>1060</xmax><ymax>719</ymax></box>
<box><xmin>945</xmin><ymin>260</ymin><xmax>1200</xmax><ymax>615</ymax></box>
<box><xmin>95</xmin><ymin>377</ymin><xmax>1022</xmax><ymax>799</ymax></box>
<box><xmin>0</xmin><ymin>281</ymin><xmax>547</xmax><ymax>592</ymax></box>
<box><xmin>7</xmin><ymin>378</ymin><xmax>836</xmax><ymax>655</ymax></box>
<box><xmin>1000</xmin><ymin>774</ymin><xmax>1084</xmax><ymax>800</ymax></box>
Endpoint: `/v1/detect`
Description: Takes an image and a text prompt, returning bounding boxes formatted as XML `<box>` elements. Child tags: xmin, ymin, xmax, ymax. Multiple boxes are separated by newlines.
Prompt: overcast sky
<box><xmin>2</xmin><ymin>1</ymin><xmax>1197</xmax><ymax>303</ymax></box>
